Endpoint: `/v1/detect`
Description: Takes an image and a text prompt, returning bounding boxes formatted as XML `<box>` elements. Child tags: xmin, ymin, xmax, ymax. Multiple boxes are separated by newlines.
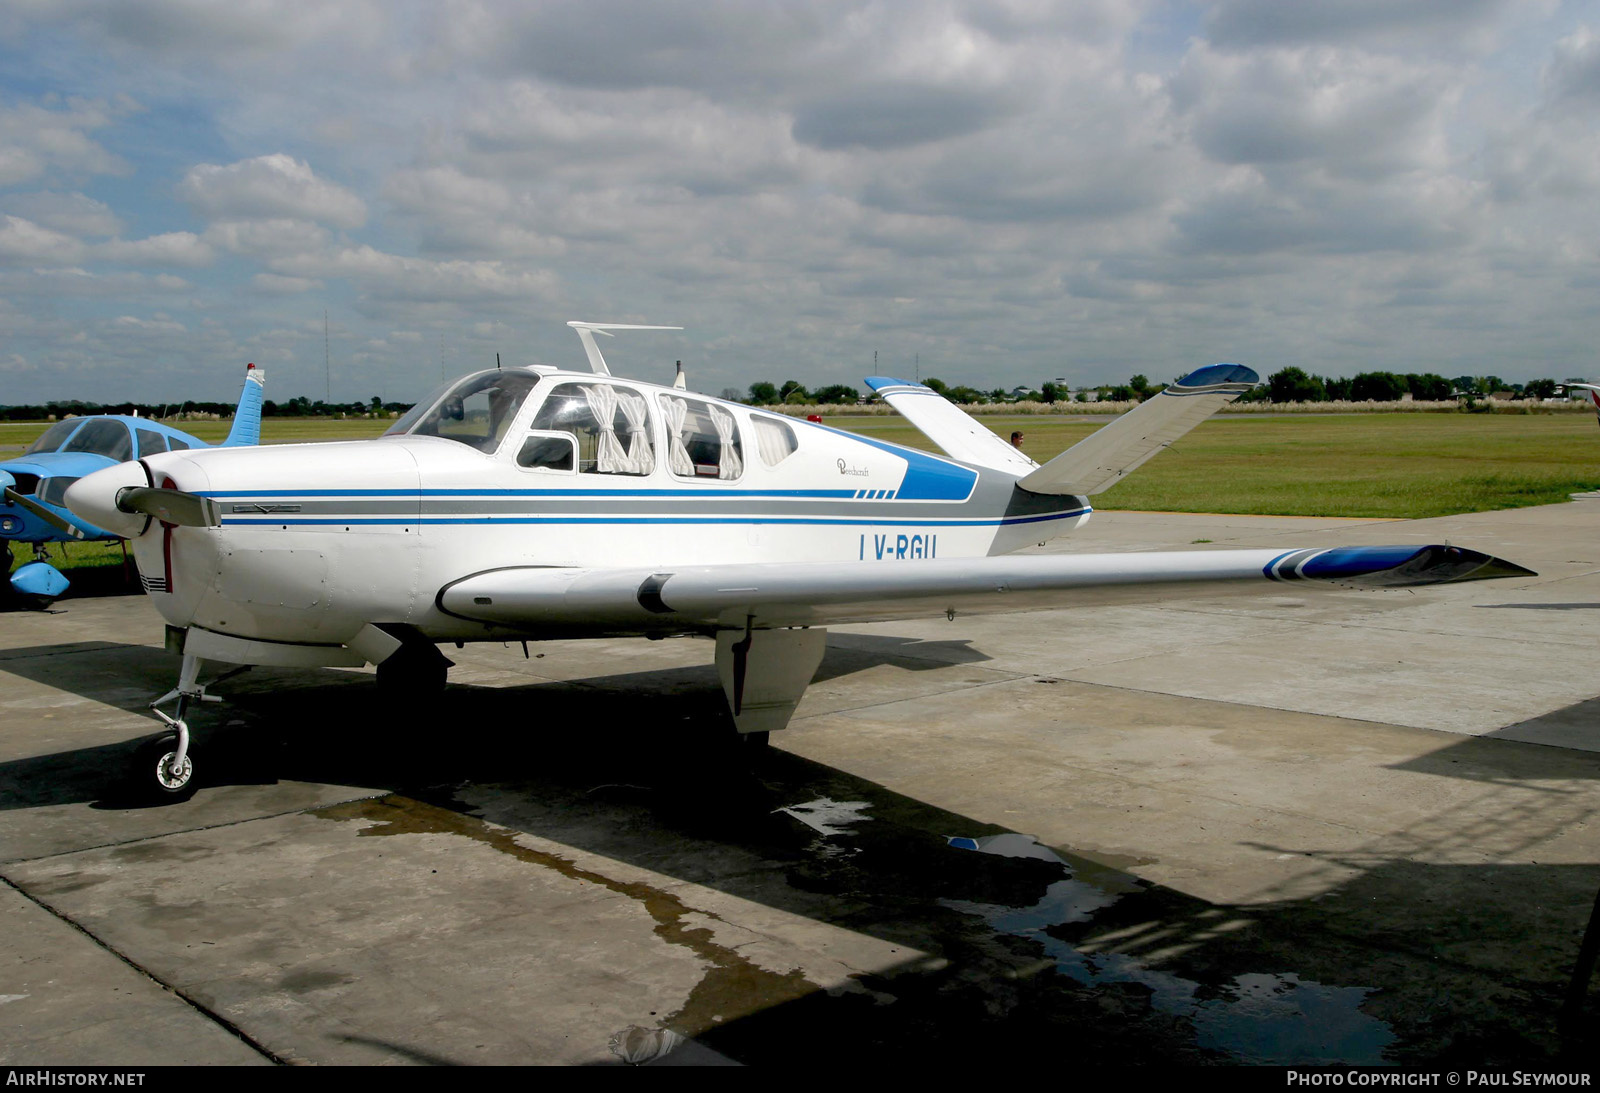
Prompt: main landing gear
<box><xmin>374</xmin><ymin>635</ymin><xmax>453</xmax><ymax>703</ymax></box>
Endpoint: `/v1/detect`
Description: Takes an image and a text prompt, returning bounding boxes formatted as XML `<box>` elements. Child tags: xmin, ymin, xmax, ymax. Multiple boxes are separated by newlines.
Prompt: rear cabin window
<box><xmin>660</xmin><ymin>395</ymin><xmax>744</xmax><ymax>480</ymax></box>
<box><xmin>61</xmin><ymin>419</ymin><xmax>133</xmax><ymax>462</ymax></box>
<box><xmin>750</xmin><ymin>415</ymin><xmax>798</xmax><ymax>466</ymax></box>
<box><xmin>530</xmin><ymin>383</ymin><xmax>656</xmax><ymax>475</ymax></box>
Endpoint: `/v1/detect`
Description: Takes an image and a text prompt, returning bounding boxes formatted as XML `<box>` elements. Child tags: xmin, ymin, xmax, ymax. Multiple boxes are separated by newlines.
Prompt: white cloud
<box><xmin>204</xmin><ymin>218</ymin><xmax>332</xmax><ymax>258</ymax></box>
<box><xmin>1543</xmin><ymin>26</ymin><xmax>1600</xmax><ymax>113</ymax></box>
<box><xmin>0</xmin><ymin>97</ymin><xmax>131</xmax><ymax>185</ymax></box>
<box><xmin>0</xmin><ymin>215</ymin><xmax>85</xmax><ymax>264</ymax></box>
<box><xmin>95</xmin><ymin>231</ymin><xmax>213</xmax><ymax>267</ymax></box>
<box><xmin>180</xmin><ymin>154</ymin><xmax>367</xmax><ymax>228</ymax></box>
<box><xmin>1169</xmin><ymin>43</ymin><xmax>1458</xmax><ymax>180</ymax></box>
<box><xmin>272</xmin><ymin>244</ymin><xmax>559</xmax><ymax>305</ymax></box>
<box><xmin>5</xmin><ymin>191</ymin><xmax>121</xmax><ymax>236</ymax></box>
<box><xmin>0</xmin><ymin>2</ymin><xmax>1596</xmax><ymax>399</ymax></box>
<box><xmin>252</xmin><ymin>271</ymin><xmax>321</xmax><ymax>294</ymax></box>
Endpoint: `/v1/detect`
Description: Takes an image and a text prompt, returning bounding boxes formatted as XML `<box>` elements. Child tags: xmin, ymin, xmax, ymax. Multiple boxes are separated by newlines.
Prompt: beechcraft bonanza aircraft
<box><xmin>64</xmin><ymin>322</ymin><xmax>1533</xmax><ymax>799</ymax></box>
<box><xmin>2</xmin><ymin>364</ymin><xmax>264</xmax><ymax>607</ymax></box>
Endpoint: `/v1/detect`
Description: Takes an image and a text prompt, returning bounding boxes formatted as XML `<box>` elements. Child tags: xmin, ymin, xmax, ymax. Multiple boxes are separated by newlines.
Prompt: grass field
<box><xmin>841</xmin><ymin>412</ymin><xmax>1600</xmax><ymax>519</ymax></box>
<box><xmin>6</xmin><ymin>412</ymin><xmax>1600</xmax><ymax>577</ymax></box>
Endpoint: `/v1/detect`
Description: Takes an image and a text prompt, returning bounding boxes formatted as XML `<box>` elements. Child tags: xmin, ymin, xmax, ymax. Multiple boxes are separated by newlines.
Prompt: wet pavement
<box><xmin>2</xmin><ymin>505</ymin><xmax>1599</xmax><ymax>1066</ymax></box>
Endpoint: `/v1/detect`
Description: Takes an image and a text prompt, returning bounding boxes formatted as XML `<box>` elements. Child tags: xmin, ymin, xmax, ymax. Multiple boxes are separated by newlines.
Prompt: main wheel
<box><xmin>133</xmin><ymin>735</ymin><xmax>197</xmax><ymax>801</ymax></box>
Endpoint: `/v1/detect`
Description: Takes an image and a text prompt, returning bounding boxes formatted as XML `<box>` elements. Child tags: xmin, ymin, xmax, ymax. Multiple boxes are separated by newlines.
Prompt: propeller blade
<box><xmin>115</xmin><ymin>486</ymin><xmax>221</xmax><ymax>528</ymax></box>
<box><xmin>3</xmin><ymin>486</ymin><xmax>90</xmax><ymax>540</ymax></box>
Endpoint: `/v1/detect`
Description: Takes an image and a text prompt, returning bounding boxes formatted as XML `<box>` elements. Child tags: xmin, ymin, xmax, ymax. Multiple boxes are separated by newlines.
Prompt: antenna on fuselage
<box><xmin>673</xmin><ymin>360</ymin><xmax>686</xmax><ymax>390</ymax></box>
<box><xmin>566</xmin><ymin>321</ymin><xmax>683</xmax><ymax>376</ymax></box>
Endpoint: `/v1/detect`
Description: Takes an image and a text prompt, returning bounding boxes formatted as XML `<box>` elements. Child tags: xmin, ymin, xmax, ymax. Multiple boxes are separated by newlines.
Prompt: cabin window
<box><xmin>516</xmin><ymin>432</ymin><xmax>576</xmax><ymax>472</ymax></box>
<box><xmin>24</xmin><ymin>420</ymin><xmax>82</xmax><ymax>455</ymax></box>
<box><xmin>394</xmin><ymin>371</ymin><xmax>540</xmax><ymax>453</ymax></box>
<box><xmin>136</xmin><ymin>429</ymin><xmax>169</xmax><ymax>457</ymax></box>
<box><xmin>61</xmin><ymin>419</ymin><xmax>133</xmax><ymax>462</ymax></box>
<box><xmin>530</xmin><ymin>382</ymin><xmax>656</xmax><ymax>475</ymax></box>
<box><xmin>659</xmin><ymin>395</ymin><xmax>744</xmax><ymax>480</ymax></box>
<box><xmin>751</xmin><ymin>416</ymin><xmax>798</xmax><ymax>467</ymax></box>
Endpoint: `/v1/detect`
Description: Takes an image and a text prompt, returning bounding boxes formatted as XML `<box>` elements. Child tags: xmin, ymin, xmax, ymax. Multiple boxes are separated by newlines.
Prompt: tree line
<box><xmin>1243</xmin><ymin>369</ymin><xmax>1561</xmax><ymax>404</ymax></box>
<box><xmin>731</xmin><ymin>369</ymin><xmax>1571</xmax><ymax>407</ymax></box>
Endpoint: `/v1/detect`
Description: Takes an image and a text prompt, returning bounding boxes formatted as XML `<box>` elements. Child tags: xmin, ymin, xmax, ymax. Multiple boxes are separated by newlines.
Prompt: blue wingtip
<box><xmin>864</xmin><ymin>376</ymin><xmax>927</xmax><ymax>392</ymax></box>
<box><xmin>1176</xmin><ymin>363</ymin><xmax>1258</xmax><ymax>388</ymax></box>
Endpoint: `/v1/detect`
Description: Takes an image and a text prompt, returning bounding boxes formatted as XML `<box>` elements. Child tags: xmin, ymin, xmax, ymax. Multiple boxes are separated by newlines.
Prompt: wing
<box><xmin>437</xmin><ymin>544</ymin><xmax>1534</xmax><ymax>635</ymax></box>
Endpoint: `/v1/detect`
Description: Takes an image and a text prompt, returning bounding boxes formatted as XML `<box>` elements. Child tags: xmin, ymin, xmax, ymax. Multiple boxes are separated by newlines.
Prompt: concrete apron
<box><xmin>0</xmin><ymin>501</ymin><xmax>1597</xmax><ymax>1065</ymax></box>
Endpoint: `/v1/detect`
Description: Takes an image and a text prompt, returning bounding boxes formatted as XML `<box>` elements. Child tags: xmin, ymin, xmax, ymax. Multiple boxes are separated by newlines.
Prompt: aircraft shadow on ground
<box><xmin>3</xmin><ymin>639</ymin><xmax>1597</xmax><ymax>1065</ymax></box>
<box><xmin>1389</xmin><ymin>694</ymin><xmax>1600</xmax><ymax>778</ymax></box>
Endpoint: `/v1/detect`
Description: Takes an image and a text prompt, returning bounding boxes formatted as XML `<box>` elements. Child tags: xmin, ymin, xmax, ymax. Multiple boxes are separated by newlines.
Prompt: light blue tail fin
<box><xmin>221</xmin><ymin>364</ymin><xmax>265</xmax><ymax>448</ymax></box>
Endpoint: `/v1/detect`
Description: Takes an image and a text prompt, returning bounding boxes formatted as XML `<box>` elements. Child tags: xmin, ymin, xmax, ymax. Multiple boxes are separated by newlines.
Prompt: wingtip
<box><xmin>1283</xmin><ymin>545</ymin><xmax>1539</xmax><ymax>587</ymax></box>
<box><xmin>1174</xmin><ymin>363</ymin><xmax>1259</xmax><ymax>388</ymax></box>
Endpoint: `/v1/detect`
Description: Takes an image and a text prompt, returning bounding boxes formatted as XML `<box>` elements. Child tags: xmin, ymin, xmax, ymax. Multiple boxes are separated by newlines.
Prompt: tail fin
<box><xmin>864</xmin><ymin>377</ymin><xmax>1036</xmax><ymax>475</ymax></box>
<box><xmin>221</xmin><ymin>363</ymin><xmax>265</xmax><ymax>448</ymax></box>
<box><xmin>1017</xmin><ymin>364</ymin><xmax>1257</xmax><ymax>496</ymax></box>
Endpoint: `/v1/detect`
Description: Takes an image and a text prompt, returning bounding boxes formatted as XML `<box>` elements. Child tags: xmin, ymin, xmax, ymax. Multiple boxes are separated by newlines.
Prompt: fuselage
<box><xmin>72</xmin><ymin>366</ymin><xmax>1091</xmax><ymax>652</ymax></box>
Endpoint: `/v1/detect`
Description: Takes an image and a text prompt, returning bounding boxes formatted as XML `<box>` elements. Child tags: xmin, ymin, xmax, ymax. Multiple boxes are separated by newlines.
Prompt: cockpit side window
<box><xmin>659</xmin><ymin>395</ymin><xmax>744</xmax><ymax>480</ymax></box>
<box><xmin>61</xmin><ymin>419</ymin><xmax>133</xmax><ymax>462</ymax></box>
<box><xmin>529</xmin><ymin>382</ymin><xmax>656</xmax><ymax>475</ymax></box>
<box><xmin>24</xmin><ymin>420</ymin><xmax>82</xmax><ymax>455</ymax></box>
<box><xmin>394</xmin><ymin>371</ymin><xmax>540</xmax><ymax>453</ymax></box>
<box><xmin>136</xmin><ymin>428</ymin><xmax>169</xmax><ymax>457</ymax></box>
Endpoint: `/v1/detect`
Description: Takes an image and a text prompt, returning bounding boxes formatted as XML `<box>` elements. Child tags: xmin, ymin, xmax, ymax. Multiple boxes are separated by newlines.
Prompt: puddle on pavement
<box><xmin>775</xmin><ymin>797</ymin><xmax>871</xmax><ymax>857</ymax></box>
<box><xmin>943</xmin><ymin>833</ymin><xmax>1397</xmax><ymax>1066</ymax></box>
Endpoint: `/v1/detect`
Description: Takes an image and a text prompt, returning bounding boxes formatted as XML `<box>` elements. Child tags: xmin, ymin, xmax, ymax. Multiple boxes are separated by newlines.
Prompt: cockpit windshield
<box><xmin>384</xmin><ymin>371</ymin><xmax>540</xmax><ymax>453</ymax></box>
<box><xmin>24</xmin><ymin>420</ymin><xmax>83</xmax><ymax>455</ymax></box>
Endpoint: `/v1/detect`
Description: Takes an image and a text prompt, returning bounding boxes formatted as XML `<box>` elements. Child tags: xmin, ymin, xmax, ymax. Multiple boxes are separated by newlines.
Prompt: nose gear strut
<box><xmin>139</xmin><ymin>653</ymin><xmax>249</xmax><ymax>800</ymax></box>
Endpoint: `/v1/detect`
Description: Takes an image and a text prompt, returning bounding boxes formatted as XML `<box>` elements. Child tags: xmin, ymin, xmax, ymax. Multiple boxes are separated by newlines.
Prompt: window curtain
<box><xmin>752</xmin><ymin>417</ymin><xmax>795</xmax><ymax>466</ymax></box>
<box><xmin>617</xmin><ymin>392</ymin><xmax>655</xmax><ymax>475</ymax></box>
<box><xmin>661</xmin><ymin>395</ymin><xmax>693</xmax><ymax>476</ymax></box>
<box><xmin>581</xmin><ymin>384</ymin><xmax>628</xmax><ymax>473</ymax></box>
<box><xmin>710</xmin><ymin>404</ymin><xmax>743</xmax><ymax>480</ymax></box>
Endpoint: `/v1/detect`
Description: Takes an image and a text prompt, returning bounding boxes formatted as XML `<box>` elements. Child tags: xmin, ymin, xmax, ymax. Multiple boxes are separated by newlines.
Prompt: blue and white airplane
<box><xmin>1</xmin><ymin>364</ymin><xmax>265</xmax><ymax>606</ymax></box>
<box><xmin>64</xmin><ymin>324</ymin><xmax>1532</xmax><ymax>799</ymax></box>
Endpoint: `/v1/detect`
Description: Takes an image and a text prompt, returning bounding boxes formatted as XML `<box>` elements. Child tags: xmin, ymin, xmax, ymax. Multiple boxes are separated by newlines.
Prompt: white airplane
<box><xmin>65</xmin><ymin>322</ymin><xmax>1533</xmax><ymax>799</ymax></box>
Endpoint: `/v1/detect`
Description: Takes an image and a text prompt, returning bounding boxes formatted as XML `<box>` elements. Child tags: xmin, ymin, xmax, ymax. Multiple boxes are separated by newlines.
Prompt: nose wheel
<box><xmin>134</xmin><ymin>734</ymin><xmax>196</xmax><ymax>799</ymax></box>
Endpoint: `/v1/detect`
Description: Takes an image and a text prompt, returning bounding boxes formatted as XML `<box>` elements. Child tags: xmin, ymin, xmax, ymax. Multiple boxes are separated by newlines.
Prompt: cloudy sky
<box><xmin>0</xmin><ymin>0</ymin><xmax>1596</xmax><ymax>405</ymax></box>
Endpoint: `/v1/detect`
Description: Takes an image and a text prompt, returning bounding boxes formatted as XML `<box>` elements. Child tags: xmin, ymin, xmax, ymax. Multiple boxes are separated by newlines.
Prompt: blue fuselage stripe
<box><xmin>201</xmin><ymin>488</ymin><xmax>864</xmax><ymax>499</ymax></box>
<box><xmin>222</xmin><ymin>508</ymin><xmax>1090</xmax><ymax>529</ymax></box>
